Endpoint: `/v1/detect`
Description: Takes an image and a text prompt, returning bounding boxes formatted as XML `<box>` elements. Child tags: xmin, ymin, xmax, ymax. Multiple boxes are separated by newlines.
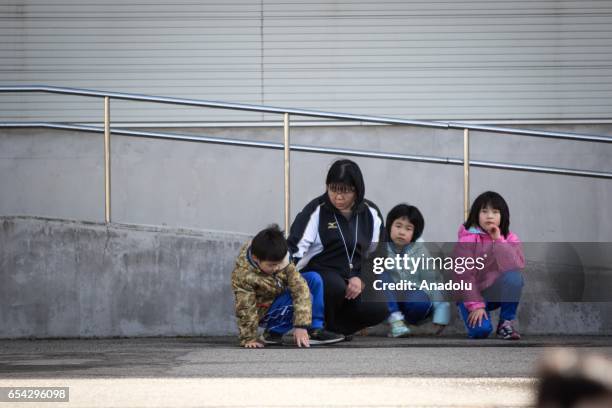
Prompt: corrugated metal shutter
<box><xmin>0</xmin><ymin>0</ymin><xmax>265</xmax><ymax>122</ymax></box>
<box><xmin>1</xmin><ymin>0</ymin><xmax>612</xmax><ymax>122</ymax></box>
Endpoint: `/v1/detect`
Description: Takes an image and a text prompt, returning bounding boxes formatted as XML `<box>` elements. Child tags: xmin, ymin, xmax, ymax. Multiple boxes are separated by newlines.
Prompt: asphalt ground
<box><xmin>0</xmin><ymin>336</ymin><xmax>610</xmax><ymax>407</ymax></box>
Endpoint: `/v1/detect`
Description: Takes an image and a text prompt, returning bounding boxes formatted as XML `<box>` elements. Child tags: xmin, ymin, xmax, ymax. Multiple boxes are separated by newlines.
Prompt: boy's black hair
<box><xmin>251</xmin><ymin>224</ymin><xmax>288</xmax><ymax>262</ymax></box>
<box><xmin>385</xmin><ymin>204</ymin><xmax>425</xmax><ymax>242</ymax></box>
<box><xmin>325</xmin><ymin>159</ymin><xmax>365</xmax><ymax>204</ymax></box>
<box><xmin>464</xmin><ymin>191</ymin><xmax>510</xmax><ymax>238</ymax></box>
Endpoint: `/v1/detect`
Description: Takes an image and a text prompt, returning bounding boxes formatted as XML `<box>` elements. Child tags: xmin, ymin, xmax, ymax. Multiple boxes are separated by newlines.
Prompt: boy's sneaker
<box><xmin>261</xmin><ymin>330</ymin><xmax>284</xmax><ymax>345</ymax></box>
<box><xmin>497</xmin><ymin>320</ymin><xmax>521</xmax><ymax>340</ymax></box>
<box><xmin>308</xmin><ymin>328</ymin><xmax>344</xmax><ymax>345</ymax></box>
<box><xmin>388</xmin><ymin>319</ymin><xmax>411</xmax><ymax>338</ymax></box>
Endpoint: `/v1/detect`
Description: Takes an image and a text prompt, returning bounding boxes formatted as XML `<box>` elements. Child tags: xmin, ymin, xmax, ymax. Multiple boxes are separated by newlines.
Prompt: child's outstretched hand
<box><xmin>467</xmin><ymin>308</ymin><xmax>488</xmax><ymax>328</ymax></box>
<box><xmin>244</xmin><ymin>340</ymin><xmax>265</xmax><ymax>348</ymax></box>
<box><xmin>294</xmin><ymin>328</ymin><xmax>310</xmax><ymax>348</ymax></box>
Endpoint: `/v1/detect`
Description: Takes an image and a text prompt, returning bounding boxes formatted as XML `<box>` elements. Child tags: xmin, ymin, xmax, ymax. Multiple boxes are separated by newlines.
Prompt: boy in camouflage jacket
<box><xmin>231</xmin><ymin>225</ymin><xmax>344</xmax><ymax>348</ymax></box>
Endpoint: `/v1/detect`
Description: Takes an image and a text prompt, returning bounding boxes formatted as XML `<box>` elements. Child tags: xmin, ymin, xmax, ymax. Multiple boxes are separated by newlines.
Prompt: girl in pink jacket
<box><xmin>454</xmin><ymin>191</ymin><xmax>525</xmax><ymax>340</ymax></box>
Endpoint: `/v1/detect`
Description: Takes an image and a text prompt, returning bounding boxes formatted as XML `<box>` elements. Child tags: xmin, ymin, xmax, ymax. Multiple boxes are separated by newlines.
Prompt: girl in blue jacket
<box><xmin>382</xmin><ymin>204</ymin><xmax>451</xmax><ymax>337</ymax></box>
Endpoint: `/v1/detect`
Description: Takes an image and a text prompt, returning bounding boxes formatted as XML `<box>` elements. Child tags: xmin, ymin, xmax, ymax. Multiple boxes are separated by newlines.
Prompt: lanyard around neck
<box><xmin>333</xmin><ymin>213</ymin><xmax>358</xmax><ymax>271</ymax></box>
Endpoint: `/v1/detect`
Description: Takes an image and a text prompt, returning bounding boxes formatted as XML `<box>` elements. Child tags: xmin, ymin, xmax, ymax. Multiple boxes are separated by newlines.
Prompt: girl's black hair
<box><xmin>464</xmin><ymin>191</ymin><xmax>510</xmax><ymax>238</ymax></box>
<box><xmin>385</xmin><ymin>204</ymin><xmax>425</xmax><ymax>242</ymax></box>
<box><xmin>251</xmin><ymin>224</ymin><xmax>288</xmax><ymax>262</ymax></box>
<box><xmin>325</xmin><ymin>159</ymin><xmax>365</xmax><ymax>204</ymax></box>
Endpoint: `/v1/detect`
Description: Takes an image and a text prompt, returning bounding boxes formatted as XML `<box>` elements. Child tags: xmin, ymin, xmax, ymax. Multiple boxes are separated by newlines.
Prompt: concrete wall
<box><xmin>1</xmin><ymin>216</ymin><xmax>611</xmax><ymax>339</ymax></box>
<box><xmin>1</xmin><ymin>124</ymin><xmax>611</xmax><ymax>337</ymax></box>
<box><xmin>1</xmin><ymin>124</ymin><xmax>611</xmax><ymax>241</ymax></box>
<box><xmin>0</xmin><ymin>216</ymin><xmax>246</xmax><ymax>338</ymax></box>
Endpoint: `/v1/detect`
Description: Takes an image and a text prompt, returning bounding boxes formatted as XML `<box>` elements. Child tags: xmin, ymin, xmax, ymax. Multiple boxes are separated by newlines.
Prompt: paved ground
<box><xmin>0</xmin><ymin>336</ymin><xmax>610</xmax><ymax>407</ymax></box>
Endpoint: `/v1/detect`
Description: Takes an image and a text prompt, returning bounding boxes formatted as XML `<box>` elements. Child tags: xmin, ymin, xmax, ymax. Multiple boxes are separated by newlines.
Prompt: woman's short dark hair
<box><xmin>325</xmin><ymin>159</ymin><xmax>365</xmax><ymax>203</ymax></box>
<box><xmin>464</xmin><ymin>191</ymin><xmax>511</xmax><ymax>238</ymax></box>
<box><xmin>385</xmin><ymin>204</ymin><xmax>425</xmax><ymax>242</ymax></box>
<box><xmin>251</xmin><ymin>224</ymin><xmax>288</xmax><ymax>262</ymax></box>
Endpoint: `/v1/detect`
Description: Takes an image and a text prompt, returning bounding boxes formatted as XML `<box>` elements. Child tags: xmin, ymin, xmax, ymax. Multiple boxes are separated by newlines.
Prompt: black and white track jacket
<box><xmin>287</xmin><ymin>193</ymin><xmax>384</xmax><ymax>279</ymax></box>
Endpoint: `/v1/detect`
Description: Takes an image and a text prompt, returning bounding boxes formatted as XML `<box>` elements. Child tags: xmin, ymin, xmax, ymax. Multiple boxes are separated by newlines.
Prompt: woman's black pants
<box><xmin>311</xmin><ymin>270</ymin><xmax>389</xmax><ymax>335</ymax></box>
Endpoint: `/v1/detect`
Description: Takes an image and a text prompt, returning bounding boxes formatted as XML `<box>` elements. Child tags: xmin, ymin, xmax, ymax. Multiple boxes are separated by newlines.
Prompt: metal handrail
<box><xmin>3</xmin><ymin>122</ymin><xmax>611</xmax><ymax>181</ymax></box>
<box><xmin>1</xmin><ymin>85</ymin><xmax>611</xmax><ymax>229</ymax></box>
<box><xmin>0</xmin><ymin>85</ymin><xmax>447</xmax><ymax>128</ymax></box>
<box><xmin>1</xmin><ymin>85</ymin><xmax>611</xmax><ymax>143</ymax></box>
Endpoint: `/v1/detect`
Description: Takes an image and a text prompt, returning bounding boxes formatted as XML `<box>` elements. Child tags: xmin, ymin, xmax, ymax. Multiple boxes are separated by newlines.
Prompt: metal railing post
<box><xmin>463</xmin><ymin>128</ymin><xmax>470</xmax><ymax>221</ymax></box>
<box><xmin>104</xmin><ymin>97</ymin><xmax>111</xmax><ymax>224</ymax></box>
<box><xmin>284</xmin><ymin>113</ymin><xmax>291</xmax><ymax>236</ymax></box>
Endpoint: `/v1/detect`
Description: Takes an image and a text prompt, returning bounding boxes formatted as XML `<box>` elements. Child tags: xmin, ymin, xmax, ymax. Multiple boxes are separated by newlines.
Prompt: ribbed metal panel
<box><xmin>1</xmin><ymin>0</ymin><xmax>612</xmax><ymax>122</ymax></box>
<box><xmin>0</xmin><ymin>0</ymin><xmax>265</xmax><ymax>122</ymax></box>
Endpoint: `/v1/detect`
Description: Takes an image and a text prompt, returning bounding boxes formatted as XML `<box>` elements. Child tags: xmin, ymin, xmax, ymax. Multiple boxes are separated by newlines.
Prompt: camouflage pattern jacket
<box><xmin>231</xmin><ymin>243</ymin><xmax>312</xmax><ymax>346</ymax></box>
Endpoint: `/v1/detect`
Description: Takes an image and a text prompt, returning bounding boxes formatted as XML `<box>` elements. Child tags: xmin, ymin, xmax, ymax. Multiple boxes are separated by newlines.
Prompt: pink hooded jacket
<box><xmin>454</xmin><ymin>225</ymin><xmax>525</xmax><ymax>311</ymax></box>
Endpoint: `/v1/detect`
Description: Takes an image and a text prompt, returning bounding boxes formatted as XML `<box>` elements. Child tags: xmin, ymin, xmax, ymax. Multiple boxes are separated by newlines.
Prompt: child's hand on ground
<box><xmin>467</xmin><ymin>308</ymin><xmax>488</xmax><ymax>328</ymax></box>
<box><xmin>486</xmin><ymin>225</ymin><xmax>501</xmax><ymax>240</ymax></box>
<box><xmin>244</xmin><ymin>340</ymin><xmax>264</xmax><ymax>348</ymax></box>
<box><xmin>433</xmin><ymin>324</ymin><xmax>446</xmax><ymax>335</ymax></box>
<box><xmin>345</xmin><ymin>277</ymin><xmax>364</xmax><ymax>299</ymax></box>
<box><xmin>294</xmin><ymin>328</ymin><xmax>310</xmax><ymax>348</ymax></box>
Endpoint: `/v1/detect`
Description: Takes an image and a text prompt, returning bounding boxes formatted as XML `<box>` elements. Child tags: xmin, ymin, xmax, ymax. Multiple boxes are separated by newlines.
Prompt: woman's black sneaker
<box><xmin>261</xmin><ymin>330</ymin><xmax>284</xmax><ymax>345</ymax></box>
<box><xmin>307</xmin><ymin>329</ymin><xmax>344</xmax><ymax>345</ymax></box>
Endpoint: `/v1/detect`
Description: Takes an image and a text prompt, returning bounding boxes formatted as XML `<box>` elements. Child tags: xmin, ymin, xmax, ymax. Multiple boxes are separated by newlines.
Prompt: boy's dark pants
<box><xmin>260</xmin><ymin>271</ymin><xmax>325</xmax><ymax>334</ymax></box>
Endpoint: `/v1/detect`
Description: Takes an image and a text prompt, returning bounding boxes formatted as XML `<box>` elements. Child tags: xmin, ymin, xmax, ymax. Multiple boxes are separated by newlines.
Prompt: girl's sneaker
<box><xmin>497</xmin><ymin>320</ymin><xmax>521</xmax><ymax>340</ymax></box>
<box><xmin>389</xmin><ymin>319</ymin><xmax>411</xmax><ymax>338</ymax></box>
